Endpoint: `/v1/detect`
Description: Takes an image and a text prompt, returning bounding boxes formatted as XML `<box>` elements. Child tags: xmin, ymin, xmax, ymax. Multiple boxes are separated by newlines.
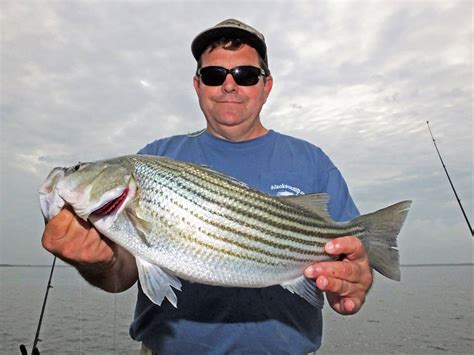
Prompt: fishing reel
<box><xmin>19</xmin><ymin>344</ymin><xmax>40</xmax><ymax>355</ymax></box>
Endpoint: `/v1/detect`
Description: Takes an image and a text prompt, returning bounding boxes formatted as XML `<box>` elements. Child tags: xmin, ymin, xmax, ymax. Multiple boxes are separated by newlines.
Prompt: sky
<box><xmin>1</xmin><ymin>0</ymin><xmax>472</xmax><ymax>266</ymax></box>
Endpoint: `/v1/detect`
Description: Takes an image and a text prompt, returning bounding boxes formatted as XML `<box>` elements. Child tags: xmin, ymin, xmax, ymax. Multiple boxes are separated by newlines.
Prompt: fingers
<box><xmin>305</xmin><ymin>258</ymin><xmax>366</xmax><ymax>283</ymax></box>
<box><xmin>315</xmin><ymin>273</ymin><xmax>355</xmax><ymax>297</ymax></box>
<box><xmin>304</xmin><ymin>236</ymin><xmax>371</xmax><ymax>284</ymax></box>
<box><xmin>326</xmin><ymin>292</ymin><xmax>362</xmax><ymax>315</ymax></box>
<box><xmin>325</xmin><ymin>236</ymin><xmax>366</xmax><ymax>261</ymax></box>
<box><xmin>317</xmin><ymin>275</ymin><xmax>366</xmax><ymax>315</ymax></box>
<box><xmin>304</xmin><ymin>236</ymin><xmax>373</xmax><ymax>316</ymax></box>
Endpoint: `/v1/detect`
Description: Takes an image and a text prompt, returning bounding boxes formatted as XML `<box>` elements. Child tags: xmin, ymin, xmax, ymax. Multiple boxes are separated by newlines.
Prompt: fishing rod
<box><xmin>20</xmin><ymin>256</ymin><xmax>57</xmax><ymax>355</ymax></box>
<box><xmin>426</xmin><ymin>121</ymin><xmax>473</xmax><ymax>236</ymax></box>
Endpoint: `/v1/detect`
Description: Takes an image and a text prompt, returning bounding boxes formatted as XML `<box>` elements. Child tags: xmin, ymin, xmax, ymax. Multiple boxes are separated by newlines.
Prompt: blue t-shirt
<box><xmin>129</xmin><ymin>129</ymin><xmax>359</xmax><ymax>354</ymax></box>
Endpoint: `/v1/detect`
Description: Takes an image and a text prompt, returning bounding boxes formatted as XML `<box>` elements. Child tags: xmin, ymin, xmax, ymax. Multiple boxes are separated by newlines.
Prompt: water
<box><xmin>320</xmin><ymin>264</ymin><xmax>473</xmax><ymax>354</ymax></box>
<box><xmin>1</xmin><ymin>265</ymin><xmax>472</xmax><ymax>354</ymax></box>
<box><xmin>0</xmin><ymin>266</ymin><xmax>140</xmax><ymax>354</ymax></box>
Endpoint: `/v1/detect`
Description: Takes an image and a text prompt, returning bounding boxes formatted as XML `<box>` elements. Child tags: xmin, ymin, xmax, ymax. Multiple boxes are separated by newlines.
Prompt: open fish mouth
<box><xmin>91</xmin><ymin>187</ymin><xmax>129</xmax><ymax>217</ymax></box>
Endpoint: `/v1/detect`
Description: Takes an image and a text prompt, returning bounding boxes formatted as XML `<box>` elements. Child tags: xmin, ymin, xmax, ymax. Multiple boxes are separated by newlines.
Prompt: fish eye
<box><xmin>74</xmin><ymin>163</ymin><xmax>81</xmax><ymax>171</ymax></box>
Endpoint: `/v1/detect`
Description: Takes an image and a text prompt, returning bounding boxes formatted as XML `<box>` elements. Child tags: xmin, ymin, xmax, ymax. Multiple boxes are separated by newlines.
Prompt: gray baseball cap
<box><xmin>191</xmin><ymin>19</ymin><xmax>268</xmax><ymax>67</ymax></box>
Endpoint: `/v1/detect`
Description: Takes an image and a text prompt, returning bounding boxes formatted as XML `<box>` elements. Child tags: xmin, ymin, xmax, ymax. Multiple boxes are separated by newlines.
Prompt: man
<box><xmin>42</xmin><ymin>19</ymin><xmax>373</xmax><ymax>354</ymax></box>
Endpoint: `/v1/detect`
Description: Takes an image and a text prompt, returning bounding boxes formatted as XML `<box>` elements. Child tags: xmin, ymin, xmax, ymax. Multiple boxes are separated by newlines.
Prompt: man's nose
<box><xmin>222</xmin><ymin>73</ymin><xmax>238</xmax><ymax>93</ymax></box>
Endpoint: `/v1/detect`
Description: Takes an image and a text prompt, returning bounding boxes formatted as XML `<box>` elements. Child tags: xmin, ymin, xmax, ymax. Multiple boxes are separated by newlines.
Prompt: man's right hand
<box><xmin>42</xmin><ymin>207</ymin><xmax>138</xmax><ymax>292</ymax></box>
<box><xmin>42</xmin><ymin>206</ymin><xmax>115</xmax><ymax>266</ymax></box>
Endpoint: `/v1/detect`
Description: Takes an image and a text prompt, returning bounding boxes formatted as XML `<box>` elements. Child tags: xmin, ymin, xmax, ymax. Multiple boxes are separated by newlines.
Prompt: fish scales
<box><xmin>153</xmin><ymin>156</ymin><xmax>313</xmax><ymax>220</ymax></box>
<box><xmin>138</xmin><ymin>157</ymin><xmax>363</xmax><ymax>240</ymax></box>
<box><xmin>135</xmin><ymin>159</ymin><xmax>364</xmax><ymax>262</ymax></box>
<box><xmin>135</xmin><ymin>165</ymin><xmax>315</xmax><ymax>266</ymax></box>
<box><xmin>133</xmin><ymin>157</ymin><xmax>356</xmax><ymax>263</ymax></box>
<box><xmin>39</xmin><ymin>154</ymin><xmax>411</xmax><ymax>307</ymax></box>
<box><xmin>132</xmin><ymin>158</ymin><xmax>338</xmax><ymax>281</ymax></box>
<box><xmin>158</xmin><ymin>156</ymin><xmax>332</xmax><ymax>225</ymax></box>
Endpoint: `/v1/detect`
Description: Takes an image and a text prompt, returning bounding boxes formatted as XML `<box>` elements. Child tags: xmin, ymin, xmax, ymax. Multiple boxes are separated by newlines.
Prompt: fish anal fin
<box><xmin>136</xmin><ymin>257</ymin><xmax>182</xmax><ymax>308</ymax></box>
<box><xmin>281</xmin><ymin>275</ymin><xmax>324</xmax><ymax>308</ymax></box>
<box><xmin>278</xmin><ymin>193</ymin><xmax>332</xmax><ymax>221</ymax></box>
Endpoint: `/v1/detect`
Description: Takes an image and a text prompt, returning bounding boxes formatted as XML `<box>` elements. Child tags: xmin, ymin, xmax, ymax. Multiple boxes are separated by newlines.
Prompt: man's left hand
<box><xmin>304</xmin><ymin>236</ymin><xmax>373</xmax><ymax>315</ymax></box>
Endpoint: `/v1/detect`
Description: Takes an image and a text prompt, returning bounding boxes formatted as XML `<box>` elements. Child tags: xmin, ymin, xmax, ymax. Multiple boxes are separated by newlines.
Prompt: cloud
<box><xmin>1</xmin><ymin>1</ymin><xmax>472</xmax><ymax>265</ymax></box>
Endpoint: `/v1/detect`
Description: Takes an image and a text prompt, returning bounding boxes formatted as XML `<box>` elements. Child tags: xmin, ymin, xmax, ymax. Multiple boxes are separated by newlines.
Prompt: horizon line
<box><xmin>0</xmin><ymin>262</ymin><xmax>473</xmax><ymax>268</ymax></box>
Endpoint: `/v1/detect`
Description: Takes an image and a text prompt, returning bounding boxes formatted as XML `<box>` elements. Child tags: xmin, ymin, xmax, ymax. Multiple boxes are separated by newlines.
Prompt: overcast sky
<box><xmin>1</xmin><ymin>0</ymin><xmax>472</xmax><ymax>266</ymax></box>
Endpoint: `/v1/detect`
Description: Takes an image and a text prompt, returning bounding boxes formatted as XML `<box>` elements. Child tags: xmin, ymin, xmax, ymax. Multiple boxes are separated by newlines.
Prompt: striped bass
<box><xmin>39</xmin><ymin>155</ymin><xmax>411</xmax><ymax>308</ymax></box>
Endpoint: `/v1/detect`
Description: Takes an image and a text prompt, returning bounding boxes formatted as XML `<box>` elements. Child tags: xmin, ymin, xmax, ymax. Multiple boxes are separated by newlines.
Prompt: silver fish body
<box><xmin>40</xmin><ymin>155</ymin><xmax>411</xmax><ymax>308</ymax></box>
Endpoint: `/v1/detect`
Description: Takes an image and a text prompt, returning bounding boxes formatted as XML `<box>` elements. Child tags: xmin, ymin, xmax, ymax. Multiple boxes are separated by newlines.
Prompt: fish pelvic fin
<box><xmin>355</xmin><ymin>200</ymin><xmax>412</xmax><ymax>281</ymax></box>
<box><xmin>136</xmin><ymin>257</ymin><xmax>182</xmax><ymax>308</ymax></box>
<box><xmin>281</xmin><ymin>275</ymin><xmax>324</xmax><ymax>308</ymax></box>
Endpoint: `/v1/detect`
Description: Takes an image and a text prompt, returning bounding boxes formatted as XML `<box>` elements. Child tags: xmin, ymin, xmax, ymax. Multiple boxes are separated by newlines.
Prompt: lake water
<box><xmin>1</xmin><ymin>265</ymin><xmax>472</xmax><ymax>354</ymax></box>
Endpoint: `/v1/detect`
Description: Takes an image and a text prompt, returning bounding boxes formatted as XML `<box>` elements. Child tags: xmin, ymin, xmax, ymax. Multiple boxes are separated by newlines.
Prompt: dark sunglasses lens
<box><xmin>199</xmin><ymin>66</ymin><xmax>263</xmax><ymax>86</ymax></box>
<box><xmin>233</xmin><ymin>66</ymin><xmax>261</xmax><ymax>86</ymax></box>
<box><xmin>200</xmin><ymin>67</ymin><xmax>226</xmax><ymax>86</ymax></box>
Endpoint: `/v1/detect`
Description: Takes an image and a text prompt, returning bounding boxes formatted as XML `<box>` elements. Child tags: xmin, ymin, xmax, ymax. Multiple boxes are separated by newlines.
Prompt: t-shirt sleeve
<box><xmin>325</xmin><ymin>167</ymin><xmax>359</xmax><ymax>222</ymax></box>
<box><xmin>313</xmin><ymin>148</ymin><xmax>359</xmax><ymax>222</ymax></box>
<box><xmin>137</xmin><ymin>138</ymin><xmax>170</xmax><ymax>156</ymax></box>
<box><xmin>137</xmin><ymin>142</ymin><xmax>155</xmax><ymax>155</ymax></box>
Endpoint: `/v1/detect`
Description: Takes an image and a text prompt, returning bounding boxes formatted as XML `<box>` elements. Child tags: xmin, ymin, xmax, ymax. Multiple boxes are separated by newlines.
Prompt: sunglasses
<box><xmin>196</xmin><ymin>66</ymin><xmax>267</xmax><ymax>86</ymax></box>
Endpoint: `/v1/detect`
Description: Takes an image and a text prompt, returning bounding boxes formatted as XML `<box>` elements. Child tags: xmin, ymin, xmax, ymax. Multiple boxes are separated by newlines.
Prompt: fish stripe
<box><xmin>147</xmin><ymin>197</ymin><xmax>316</xmax><ymax>266</ymax></box>
<box><xmin>133</xmin><ymin>159</ymin><xmax>366</xmax><ymax>262</ymax></box>
<box><xmin>151</xmin><ymin>158</ymin><xmax>330</xmax><ymax>224</ymax></box>
<box><xmin>136</xmin><ymin>158</ymin><xmax>364</xmax><ymax>236</ymax></box>
<box><xmin>138</xmin><ymin>174</ymin><xmax>364</xmax><ymax>245</ymax></box>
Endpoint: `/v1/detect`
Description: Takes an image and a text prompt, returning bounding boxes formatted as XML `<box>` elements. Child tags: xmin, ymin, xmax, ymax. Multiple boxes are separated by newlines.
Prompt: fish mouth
<box><xmin>91</xmin><ymin>188</ymin><xmax>129</xmax><ymax>216</ymax></box>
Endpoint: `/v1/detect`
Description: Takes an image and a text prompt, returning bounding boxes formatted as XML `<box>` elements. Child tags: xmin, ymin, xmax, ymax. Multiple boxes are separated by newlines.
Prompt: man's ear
<box><xmin>193</xmin><ymin>75</ymin><xmax>200</xmax><ymax>93</ymax></box>
<box><xmin>263</xmin><ymin>76</ymin><xmax>273</xmax><ymax>101</ymax></box>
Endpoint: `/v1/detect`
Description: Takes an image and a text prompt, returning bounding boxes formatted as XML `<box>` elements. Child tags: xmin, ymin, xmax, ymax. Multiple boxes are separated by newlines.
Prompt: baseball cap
<box><xmin>191</xmin><ymin>19</ymin><xmax>268</xmax><ymax>67</ymax></box>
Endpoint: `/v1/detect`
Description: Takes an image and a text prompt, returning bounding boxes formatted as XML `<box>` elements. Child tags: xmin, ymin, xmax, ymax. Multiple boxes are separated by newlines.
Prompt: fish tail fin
<box><xmin>354</xmin><ymin>200</ymin><xmax>412</xmax><ymax>281</ymax></box>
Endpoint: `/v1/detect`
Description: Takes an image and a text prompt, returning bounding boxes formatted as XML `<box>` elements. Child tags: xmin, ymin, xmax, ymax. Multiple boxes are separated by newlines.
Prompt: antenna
<box><xmin>426</xmin><ymin>121</ymin><xmax>473</xmax><ymax>236</ymax></box>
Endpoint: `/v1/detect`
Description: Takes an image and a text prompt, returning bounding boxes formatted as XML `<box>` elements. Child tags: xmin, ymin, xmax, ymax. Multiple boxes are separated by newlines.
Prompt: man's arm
<box><xmin>305</xmin><ymin>236</ymin><xmax>373</xmax><ymax>315</ymax></box>
<box><xmin>42</xmin><ymin>207</ymin><xmax>138</xmax><ymax>292</ymax></box>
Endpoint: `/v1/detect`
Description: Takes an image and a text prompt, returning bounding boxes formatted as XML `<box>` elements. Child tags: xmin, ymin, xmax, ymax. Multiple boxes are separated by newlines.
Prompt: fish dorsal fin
<box><xmin>281</xmin><ymin>275</ymin><xmax>324</xmax><ymax>308</ymax></box>
<box><xmin>186</xmin><ymin>128</ymin><xmax>206</xmax><ymax>137</ymax></box>
<box><xmin>136</xmin><ymin>257</ymin><xmax>182</xmax><ymax>308</ymax></box>
<box><xmin>278</xmin><ymin>193</ymin><xmax>332</xmax><ymax>221</ymax></box>
<box><xmin>195</xmin><ymin>164</ymin><xmax>251</xmax><ymax>189</ymax></box>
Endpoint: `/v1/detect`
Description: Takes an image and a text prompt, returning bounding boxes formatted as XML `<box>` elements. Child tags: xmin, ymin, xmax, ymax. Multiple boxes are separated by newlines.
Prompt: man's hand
<box><xmin>42</xmin><ymin>207</ymin><xmax>137</xmax><ymax>292</ymax></box>
<box><xmin>304</xmin><ymin>236</ymin><xmax>373</xmax><ymax>315</ymax></box>
<box><xmin>42</xmin><ymin>206</ymin><xmax>116</xmax><ymax>267</ymax></box>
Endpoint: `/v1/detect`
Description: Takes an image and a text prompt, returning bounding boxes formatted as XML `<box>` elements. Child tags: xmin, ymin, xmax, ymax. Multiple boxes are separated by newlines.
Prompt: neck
<box><xmin>206</xmin><ymin>121</ymin><xmax>268</xmax><ymax>142</ymax></box>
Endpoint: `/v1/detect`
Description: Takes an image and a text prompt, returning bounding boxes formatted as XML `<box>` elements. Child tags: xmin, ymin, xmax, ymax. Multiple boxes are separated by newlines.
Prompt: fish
<box><xmin>39</xmin><ymin>155</ymin><xmax>411</xmax><ymax>308</ymax></box>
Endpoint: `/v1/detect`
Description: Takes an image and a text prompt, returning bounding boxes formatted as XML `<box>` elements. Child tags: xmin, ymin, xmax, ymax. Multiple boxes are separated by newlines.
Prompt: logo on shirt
<box><xmin>270</xmin><ymin>184</ymin><xmax>305</xmax><ymax>196</ymax></box>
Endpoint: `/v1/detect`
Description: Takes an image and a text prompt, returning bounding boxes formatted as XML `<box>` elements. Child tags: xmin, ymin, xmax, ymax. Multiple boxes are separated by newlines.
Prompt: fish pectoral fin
<box><xmin>126</xmin><ymin>209</ymin><xmax>153</xmax><ymax>247</ymax></box>
<box><xmin>136</xmin><ymin>257</ymin><xmax>182</xmax><ymax>308</ymax></box>
<box><xmin>277</xmin><ymin>193</ymin><xmax>332</xmax><ymax>221</ymax></box>
<box><xmin>281</xmin><ymin>276</ymin><xmax>324</xmax><ymax>308</ymax></box>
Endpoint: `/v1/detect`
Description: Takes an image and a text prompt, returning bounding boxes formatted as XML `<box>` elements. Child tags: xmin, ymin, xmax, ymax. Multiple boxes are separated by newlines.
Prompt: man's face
<box><xmin>193</xmin><ymin>44</ymin><xmax>273</xmax><ymax>138</ymax></box>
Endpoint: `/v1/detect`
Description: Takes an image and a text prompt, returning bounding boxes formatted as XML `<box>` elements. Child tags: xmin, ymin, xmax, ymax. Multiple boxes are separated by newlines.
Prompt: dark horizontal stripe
<box><xmin>133</xmin><ymin>157</ymin><xmax>366</xmax><ymax>264</ymax></box>
<box><xmin>166</xmin><ymin>194</ymin><xmax>323</xmax><ymax>259</ymax></box>
<box><xmin>153</xmin><ymin>207</ymin><xmax>290</xmax><ymax>266</ymax></box>
<box><xmin>151</xmin><ymin>158</ymin><xmax>331</xmax><ymax>225</ymax></box>
<box><xmin>136</xmin><ymin>158</ymin><xmax>362</xmax><ymax>238</ymax></box>
<box><xmin>140</xmin><ymin>181</ymin><xmax>330</xmax><ymax>246</ymax></box>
